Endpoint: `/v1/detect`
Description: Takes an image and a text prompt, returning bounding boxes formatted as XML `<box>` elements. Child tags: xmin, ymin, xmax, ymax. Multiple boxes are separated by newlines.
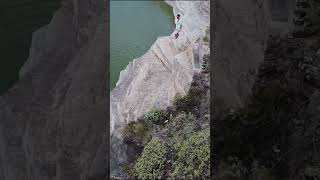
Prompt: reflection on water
<box><xmin>110</xmin><ymin>1</ymin><xmax>174</xmax><ymax>90</ymax></box>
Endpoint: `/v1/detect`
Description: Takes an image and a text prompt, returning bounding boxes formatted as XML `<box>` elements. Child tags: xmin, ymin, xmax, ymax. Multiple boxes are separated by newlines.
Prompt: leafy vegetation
<box><xmin>168</xmin><ymin>112</ymin><xmax>197</xmax><ymax>133</ymax></box>
<box><xmin>173</xmin><ymin>94</ymin><xmax>194</xmax><ymax>113</ymax></box>
<box><xmin>171</xmin><ymin>130</ymin><xmax>210</xmax><ymax>179</ymax></box>
<box><xmin>134</xmin><ymin>138</ymin><xmax>168</xmax><ymax>179</ymax></box>
<box><xmin>144</xmin><ymin>109</ymin><xmax>169</xmax><ymax>127</ymax></box>
<box><xmin>122</xmin><ymin>120</ymin><xmax>151</xmax><ymax>145</ymax></box>
<box><xmin>173</xmin><ymin>76</ymin><xmax>207</xmax><ymax>115</ymax></box>
<box><xmin>123</xmin><ymin>72</ymin><xmax>210</xmax><ymax>179</ymax></box>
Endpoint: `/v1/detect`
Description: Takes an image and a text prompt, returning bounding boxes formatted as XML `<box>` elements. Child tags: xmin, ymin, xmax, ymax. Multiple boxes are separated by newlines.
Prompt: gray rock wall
<box><xmin>213</xmin><ymin>0</ymin><xmax>320</xmax><ymax>114</ymax></box>
<box><xmin>292</xmin><ymin>0</ymin><xmax>320</xmax><ymax>37</ymax></box>
<box><xmin>0</xmin><ymin>0</ymin><xmax>108</xmax><ymax>179</ymax></box>
<box><xmin>214</xmin><ymin>0</ymin><xmax>271</xmax><ymax>113</ymax></box>
<box><xmin>268</xmin><ymin>0</ymin><xmax>294</xmax><ymax>35</ymax></box>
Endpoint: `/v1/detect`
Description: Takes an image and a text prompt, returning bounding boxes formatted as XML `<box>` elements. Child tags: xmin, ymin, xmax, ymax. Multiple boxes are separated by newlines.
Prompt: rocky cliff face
<box><xmin>291</xmin><ymin>0</ymin><xmax>320</xmax><ymax>37</ymax></box>
<box><xmin>0</xmin><ymin>0</ymin><xmax>107</xmax><ymax>179</ymax></box>
<box><xmin>214</xmin><ymin>0</ymin><xmax>270</xmax><ymax>113</ymax></box>
<box><xmin>110</xmin><ymin>0</ymin><xmax>210</xmax><ymax>178</ymax></box>
<box><xmin>214</xmin><ymin>0</ymin><xmax>320</xmax><ymax>113</ymax></box>
<box><xmin>214</xmin><ymin>0</ymin><xmax>320</xmax><ymax>179</ymax></box>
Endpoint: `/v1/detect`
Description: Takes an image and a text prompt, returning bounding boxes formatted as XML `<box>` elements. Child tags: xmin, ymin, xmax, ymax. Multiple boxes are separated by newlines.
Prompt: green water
<box><xmin>0</xmin><ymin>0</ymin><xmax>60</xmax><ymax>94</ymax></box>
<box><xmin>110</xmin><ymin>0</ymin><xmax>174</xmax><ymax>89</ymax></box>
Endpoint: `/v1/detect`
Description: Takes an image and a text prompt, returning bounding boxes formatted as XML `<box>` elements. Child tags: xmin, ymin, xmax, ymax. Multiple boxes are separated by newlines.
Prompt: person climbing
<box><xmin>174</xmin><ymin>14</ymin><xmax>182</xmax><ymax>39</ymax></box>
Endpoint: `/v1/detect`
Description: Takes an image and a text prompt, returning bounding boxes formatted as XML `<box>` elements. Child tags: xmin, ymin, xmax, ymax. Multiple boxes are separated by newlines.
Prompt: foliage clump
<box><xmin>168</xmin><ymin>112</ymin><xmax>197</xmax><ymax>133</ymax></box>
<box><xmin>132</xmin><ymin>112</ymin><xmax>210</xmax><ymax>179</ymax></box>
<box><xmin>144</xmin><ymin>109</ymin><xmax>169</xmax><ymax>127</ymax></box>
<box><xmin>122</xmin><ymin>120</ymin><xmax>151</xmax><ymax>145</ymax></box>
<box><xmin>123</xmin><ymin>73</ymin><xmax>210</xmax><ymax>179</ymax></box>
<box><xmin>173</xmin><ymin>78</ymin><xmax>207</xmax><ymax>115</ymax></box>
<box><xmin>173</xmin><ymin>94</ymin><xmax>194</xmax><ymax>113</ymax></box>
<box><xmin>171</xmin><ymin>130</ymin><xmax>210</xmax><ymax>179</ymax></box>
<box><xmin>134</xmin><ymin>138</ymin><xmax>167</xmax><ymax>179</ymax></box>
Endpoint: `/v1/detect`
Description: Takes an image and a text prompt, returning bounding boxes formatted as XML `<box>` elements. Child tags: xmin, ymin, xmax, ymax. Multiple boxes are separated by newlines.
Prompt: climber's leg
<box><xmin>171</xmin><ymin>30</ymin><xmax>177</xmax><ymax>39</ymax></box>
<box><xmin>175</xmin><ymin>32</ymin><xmax>179</xmax><ymax>39</ymax></box>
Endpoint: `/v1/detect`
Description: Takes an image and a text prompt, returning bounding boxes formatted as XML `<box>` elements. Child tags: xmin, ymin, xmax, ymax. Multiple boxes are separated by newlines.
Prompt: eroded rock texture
<box><xmin>214</xmin><ymin>0</ymin><xmax>320</xmax><ymax>179</ymax></box>
<box><xmin>214</xmin><ymin>0</ymin><xmax>271</xmax><ymax>113</ymax></box>
<box><xmin>110</xmin><ymin>1</ymin><xmax>210</xmax><ymax>178</ymax></box>
<box><xmin>0</xmin><ymin>0</ymin><xmax>108</xmax><ymax>179</ymax></box>
<box><xmin>214</xmin><ymin>32</ymin><xmax>320</xmax><ymax>180</ymax></box>
<box><xmin>292</xmin><ymin>0</ymin><xmax>320</xmax><ymax>37</ymax></box>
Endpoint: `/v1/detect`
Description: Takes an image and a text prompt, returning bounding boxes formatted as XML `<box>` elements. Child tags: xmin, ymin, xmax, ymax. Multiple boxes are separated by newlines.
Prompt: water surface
<box><xmin>110</xmin><ymin>0</ymin><xmax>174</xmax><ymax>89</ymax></box>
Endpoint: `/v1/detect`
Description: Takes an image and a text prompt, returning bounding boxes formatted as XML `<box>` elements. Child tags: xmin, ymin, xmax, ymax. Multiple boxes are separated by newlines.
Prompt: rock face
<box><xmin>214</xmin><ymin>32</ymin><xmax>320</xmax><ymax>180</ymax></box>
<box><xmin>110</xmin><ymin>0</ymin><xmax>210</xmax><ymax>178</ymax></box>
<box><xmin>0</xmin><ymin>0</ymin><xmax>107</xmax><ymax>179</ymax></box>
<box><xmin>214</xmin><ymin>0</ymin><xmax>320</xmax><ymax>178</ymax></box>
<box><xmin>268</xmin><ymin>0</ymin><xmax>293</xmax><ymax>35</ymax></box>
<box><xmin>213</xmin><ymin>0</ymin><xmax>320</xmax><ymax>112</ymax></box>
<box><xmin>292</xmin><ymin>0</ymin><xmax>320</xmax><ymax>37</ymax></box>
<box><xmin>214</xmin><ymin>0</ymin><xmax>271</xmax><ymax>113</ymax></box>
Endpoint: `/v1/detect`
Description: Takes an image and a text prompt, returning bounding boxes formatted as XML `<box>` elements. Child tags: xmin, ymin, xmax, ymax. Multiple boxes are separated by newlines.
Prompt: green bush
<box><xmin>134</xmin><ymin>138</ymin><xmax>168</xmax><ymax>179</ymax></box>
<box><xmin>213</xmin><ymin>156</ymin><xmax>248</xmax><ymax>179</ymax></box>
<box><xmin>171</xmin><ymin>130</ymin><xmax>210</xmax><ymax>179</ymax></box>
<box><xmin>122</xmin><ymin>120</ymin><xmax>151</xmax><ymax>144</ymax></box>
<box><xmin>173</xmin><ymin>82</ymin><xmax>206</xmax><ymax>114</ymax></box>
<box><xmin>173</xmin><ymin>94</ymin><xmax>194</xmax><ymax>113</ymax></box>
<box><xmin>128</xmin><ymin>73</ymin><xmax>210</xmax><ymax>179</ymax></box>
<box><xmin>169</xmin><ymin>112</ymin><xmax>197</xmax><ymax>135</ymax></box>
<box><xmin>144</xmin><ymin>109</ymin><xmax>169</xmax><ymax>127</ymax></box>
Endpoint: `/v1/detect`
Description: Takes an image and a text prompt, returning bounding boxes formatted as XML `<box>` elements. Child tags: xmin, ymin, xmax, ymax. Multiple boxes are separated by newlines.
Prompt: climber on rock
<box><xmin>173</xmin><ymin>14</ymin><xmax>182</xmax><ymax>39</ymax></box>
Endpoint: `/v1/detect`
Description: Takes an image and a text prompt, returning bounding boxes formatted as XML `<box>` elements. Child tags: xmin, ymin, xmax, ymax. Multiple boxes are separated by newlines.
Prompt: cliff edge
<box><xmin>110</xmin><ymin>0</ymin><xmax>210</xmax><ymax>178</ymax></box>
